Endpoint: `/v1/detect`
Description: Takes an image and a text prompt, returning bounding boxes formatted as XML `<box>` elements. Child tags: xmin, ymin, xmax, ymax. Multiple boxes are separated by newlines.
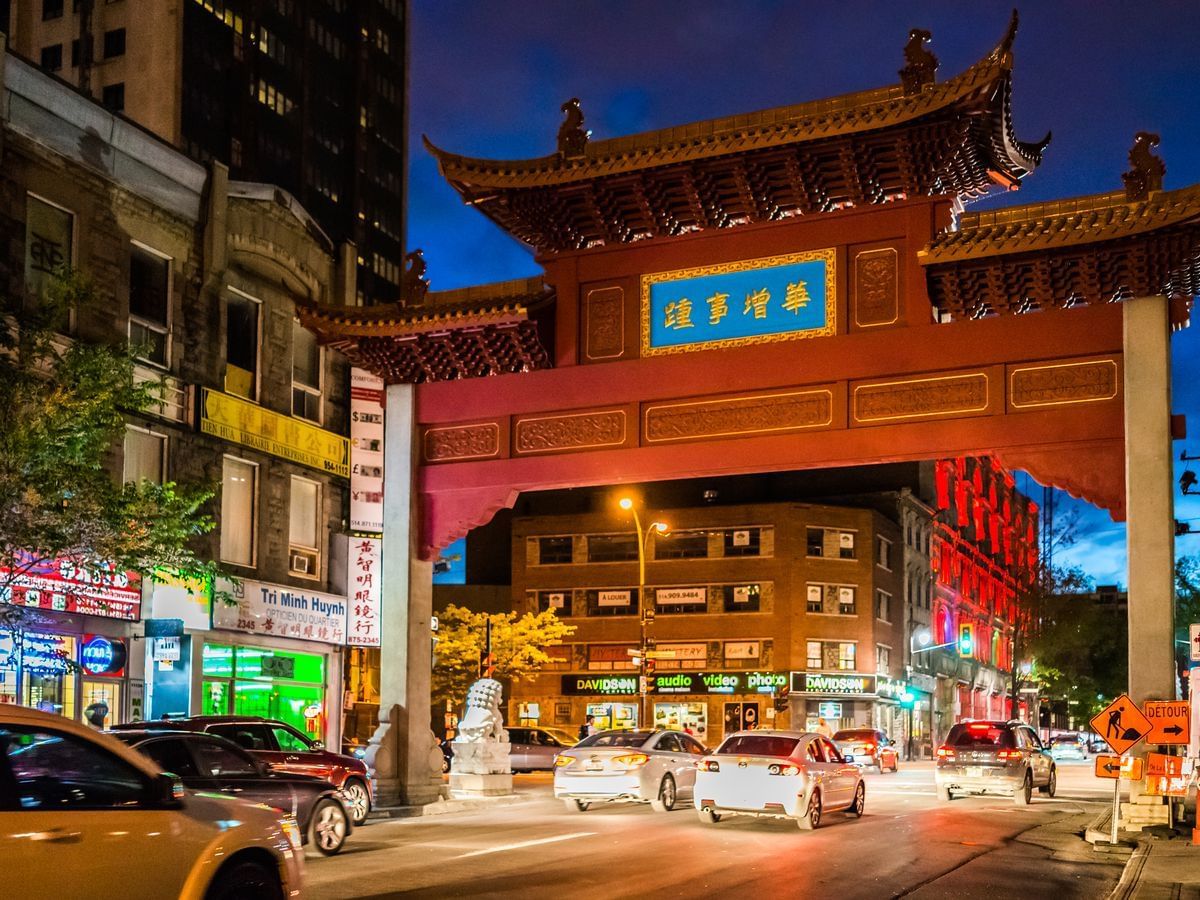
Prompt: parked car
<box><xmin>112</xmin><ymin>728</ymin><xmax>351</xmax><ymax>855</ymax></box>
<box><xmin>832</xmin><ymin>728</ymin><xmax>900</xmax><ymax>772</ymax></box>
<box><xmin>439</xmin><ymin>737</ymin><xmax>453</xmax><ymax>773</ymax></box>
<box><xmin>113</xmin><ymin>714</ymin><xmax>373</xmax><ymax>824</ymax></box>
<box><xmin>1047</xmin><ymin>733</ymin><xmax>1089</xmax><ymax>761</ymax></box>
<box><xmin>1</xmin><ymin>705</ymin><xmax>304</xmax><ymax>899</ymax></box>
<box><xmin>508</xmin><ymin>726</ymin><xmax>578</xmax><ymax>771</ymax></box>
<box><xmin>694</xmin><ymin>730</ymin><xmax>865</xmax><ymax>830</ymax></box>
<box><xmin>935</xmin><ymin>720</ymin><xmax>1055</xmax><ymax>804</ymax></box>
<box><xmin>555</xmin><ymin>729</ymin><xmax>707</xmax><ymax>812</ymax></box>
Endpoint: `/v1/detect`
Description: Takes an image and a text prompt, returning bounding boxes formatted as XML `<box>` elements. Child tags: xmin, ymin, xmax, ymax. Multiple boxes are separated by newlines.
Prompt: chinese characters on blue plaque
<box><xmin>642</xmin><ymin>249</ymin><xmax>836</xmax><ymax>354</ymax></box>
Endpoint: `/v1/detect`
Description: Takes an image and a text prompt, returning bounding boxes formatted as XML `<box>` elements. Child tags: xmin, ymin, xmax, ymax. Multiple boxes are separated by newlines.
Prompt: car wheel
<box><xmin>651</xmin><ymin>774</ymin><xmax>677</xmax><ymax>813</ymax></box>
<box><xmin>342</xmin><ymin>778</ymin><xmax>371</xmax><ymax>825</ymax></box>
<box><xmin>1039</xmin><ymin>766</ymin><xmax>1057</xmax><ymax>798</ymax></box>
<box><xmin>697</xmin><ymin>807</ymin><xmax>721</xmax><ymax>824</ymax></box>
<box><xmin>847</xmin><ymin>782</ymin><xmax>866</xmax><ymax>817</ymax></box>
<box><xmin>563</xmin><ymin>798</ymin><xmax>589</xmax><ymax>812</ymax></box>
<box><xmin>797</xmin><ymin>789</ymin><xmax>822</xmax><ymax>831</ymax></box>
<box><xmin>936</xmin><ymin>785</ymin><xmax>953</xmax><ymax>802</ymax></box>
<box><xmin>1013</xmin><ymin>772</ymin><xmax>1033</xmax><ymax>806</ymax></box>
<box><xmin>205</xmin><ymin>860</ymin><xmax>283</xmax><ymax>900</ymax></box>
<box><xmin>442</xmin><ymin>756</ymin><xmax>451</xmax><ymax>774</ymax></box>
<box><xmin>310</xmin><ymin>798</ymin><xmax>349</xmax><ymax>855</ymax></box>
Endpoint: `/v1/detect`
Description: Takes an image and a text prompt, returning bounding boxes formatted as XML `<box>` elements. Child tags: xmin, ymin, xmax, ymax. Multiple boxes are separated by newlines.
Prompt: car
<box><xmin>508</xmin><ymin>726</ymin><xmax>579</xmax><ymax>772</ymax></box>
<box><xmin>112</xmin><ymin>728</ymin><xmax>352</xmax><ymax>855</ymax></box>
<box><xmin>935</xmin><ymin>720</ymin><xmax>1055</xmax><ymax>805</ymax></box>
<box><xmin>555</xmin><ymin>729</ymin><xmax>707</xmax><ymax>812</ymax></box>
<box><xmin>693</xmin><ymin>729</ymin><xmax>865</xmax><ymax>831</ymax></box>
<box><xmin>439</xmin><ymin>737</ymin><xmax>454</xmax><ymax>773</ymax></box>
<box><xmin>832</xmin><ymin>728</ymin><xmax>900</xmax><ymax>772</ymax></box>
<box><xmin>0</xmin><ymin>705</ymin><xmax>304</xmax><ymax>899</ymax></box>
<box><xmin>1047</xmin><ymin>733</ymin><xmax>1089</xmax><ymax>761</ymax></box>
<box><xmin>113</xmin><ymin>714</ymin><xmax>374</xmax><ymax>825</ymax></box>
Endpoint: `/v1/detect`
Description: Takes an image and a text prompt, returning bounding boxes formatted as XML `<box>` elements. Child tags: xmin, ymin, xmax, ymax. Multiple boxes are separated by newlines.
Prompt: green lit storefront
<box><xmin>200</xmin><ymin>643</ymin><xmax>330</xmax><ymax>738</ymax></box>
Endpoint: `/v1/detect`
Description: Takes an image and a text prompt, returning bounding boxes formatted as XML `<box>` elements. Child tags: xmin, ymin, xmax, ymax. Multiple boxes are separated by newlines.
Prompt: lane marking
<box><xmin>453</xmin><ymin>832</ymin><xmax>596</xmax><ymax>859</ymax></box>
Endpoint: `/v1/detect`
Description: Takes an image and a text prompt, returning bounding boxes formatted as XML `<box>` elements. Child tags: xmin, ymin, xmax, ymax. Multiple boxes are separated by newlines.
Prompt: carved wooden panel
<box><xmin>852</xmin><ymin>371</ymin><xmax>992</xmax><ymax>424</ymax></box>
<box><xmin>644</xmin><ymin>389</ymin><xmax>834</xmax><ymax>444</ymax></box>
<box><xmin>422</xmin><ymin>422</ymin><xmax>503</xmax><ymax>464</ymax></box>
<box><xmin>585</xmin><ymin>286</ymin><xmax>625</xmax><ymax>360</ymax></box>
<box><xmin>853</xmin><ymin>248</ymin><xmax>899</xmax><ymax>327</ymax></box>
<box><xmin>514</xmin><ymin>409</ymin><xmax>627</xmax><ymax>455</ymax></box>
<box><xmin>1008</xmin><ymin>358</ymin><xmax>1120</xmax><ymax>410</ymax></box>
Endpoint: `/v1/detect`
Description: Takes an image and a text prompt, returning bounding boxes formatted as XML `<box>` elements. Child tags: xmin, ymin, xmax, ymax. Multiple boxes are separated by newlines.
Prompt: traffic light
<box><xmin>958</xmin><ymin>623</ymin><xmax>975</xmax><ymax>658</ymax></box>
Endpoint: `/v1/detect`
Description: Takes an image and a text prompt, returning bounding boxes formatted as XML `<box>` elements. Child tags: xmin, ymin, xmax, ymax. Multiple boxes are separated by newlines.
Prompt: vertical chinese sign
<box><xmin>347</xmin><ymin>368</ymin><xmax>384</xmax><ymax>647</ymax></box>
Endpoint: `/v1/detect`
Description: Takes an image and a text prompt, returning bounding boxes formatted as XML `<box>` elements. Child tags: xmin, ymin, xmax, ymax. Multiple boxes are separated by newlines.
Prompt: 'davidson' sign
<box><xmin>561</xmin><ymin>675</ymin><xmax>639</xmax><ymax>696</ymax></box>
<box><xmin>790</xmin><ymin>672</ymin><xmax>878</xmax><ymax>696</ymax></box>
<box><xmin>642</xmin><ymin>249</ymin><xmax>836</xmax><ymax>356</ymax></box>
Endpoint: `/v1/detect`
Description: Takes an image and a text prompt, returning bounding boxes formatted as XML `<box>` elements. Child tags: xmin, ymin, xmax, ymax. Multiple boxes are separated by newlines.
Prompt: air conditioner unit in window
<box><xmin>289</xmin><ymin>547</ymin><xmax>317</xmax><ymax>575</ymax></box>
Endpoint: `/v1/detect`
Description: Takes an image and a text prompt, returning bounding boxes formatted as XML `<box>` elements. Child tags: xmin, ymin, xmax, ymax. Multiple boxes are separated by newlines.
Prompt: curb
<box><xmin>1107</xmin><ymin>841</ymin><xmax>1151</xmax><ymax>900</ymax></box>
<box><xmin>367</xmin><ymin>793</ymin><xmax>537</xmax><ymax>821</ymax></box>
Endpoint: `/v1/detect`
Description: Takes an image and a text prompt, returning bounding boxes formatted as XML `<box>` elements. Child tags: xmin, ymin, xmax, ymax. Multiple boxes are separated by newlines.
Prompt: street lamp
<box><xmin>618</xmin><ymin>495</ymin><xmax>668</xmax><ymax>728</ymax></box>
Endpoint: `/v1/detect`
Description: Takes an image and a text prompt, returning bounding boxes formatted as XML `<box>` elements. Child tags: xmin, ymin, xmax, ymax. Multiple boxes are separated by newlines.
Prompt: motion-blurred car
<box><xmin>1047</xmin><ymin>733</ymin><xmax>1089</xmax><ymax>761</ymax></box>
<box><xmin>832</xmin><ymin>728</ymin><xmax>899</xmax><ymax>772</ymax></box>
<box><xmin>935</xmin><ymin>720</ymin><xmax>1055</xmax><ymax>805</ymax></box>
<box><xmin>1</xmin><ymin>706</ymin><xmax>304</xmax><ymax>899</ymax></box>
<box><xmin>113</xmin><ymin>729</ymin><xmax>351</xmax><ymax>855</ymax></box>
<box><xmin>114</xmin><ymin>714</ymin><xmax>373</xmax><ymax>824</ymax></box>
<box><xmin>508</xmin><ymin>726</ymin><xmax>578</xmax><ymax>772</ymax></box>
<box><xmin>555</xmin><ymin>729</ymin><xmax>707</xmax><ymax>812</ymax></box>
<box><xmin>693</xmin><ymin>730</ymin><xmax>865</xmax><ymax>830</ymax></box>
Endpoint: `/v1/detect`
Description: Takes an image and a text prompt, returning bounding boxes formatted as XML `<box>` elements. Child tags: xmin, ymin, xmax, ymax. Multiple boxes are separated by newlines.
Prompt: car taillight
<box><xmin>937</xmin><ymin>745</ymin><xmax>956</xmax><ymax>760</ymax></box>
<box><xmin>767</xmin><ymin>763</ymin><xmax>801</xmax><ymax>776</ymax></box>
<box><xmin>612</xmin><ymin>753</ymin><xmax>649</xmax><ymax>768</ymax></box>
<box><xmin>864</xmin><ymin>743</ymin><xmax>876</xmax><ymax>753</ymax></box>
<box><xmin>997</xmin><ymin>749</ymin><xmax>1022</xmax><ymax>761</ymax></box>
<box><xmin>554</xmin><ymin>755</ymin><xmax>576</xmax><ymax>767</ymax></box>
<box><xmin>697</xmin><ymin>759</ymin><xmax>720</xmax><ymax>772</ymax></box>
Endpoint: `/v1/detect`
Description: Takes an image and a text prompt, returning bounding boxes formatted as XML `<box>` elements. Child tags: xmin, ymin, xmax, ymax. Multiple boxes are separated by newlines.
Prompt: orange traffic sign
<box><xmin>1144</xmin><ymin>700</ymin><xmax>1190</xmax><ymax>745</ymax></box>
<box><xmin>1094</xmin><ymin>755</ymin><xmax>1144</xmax><ymax>780</ymax></box>
<box><xmin>1146</xmin><ymin>752</ymin><xmax>1183</xmax><ymax>778</ymax></box>
<box><xmin>1145</xmin><ymin>754</ymin><xmax>1187</xmax><ymax>796</ymax></box>
<box><xmin>1091</xmin><ymin>694</ymin><xmax>1153</xmax><ymax>755</ymax></box>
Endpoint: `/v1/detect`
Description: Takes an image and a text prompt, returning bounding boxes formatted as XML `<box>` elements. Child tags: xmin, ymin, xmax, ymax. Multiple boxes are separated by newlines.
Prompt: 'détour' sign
<box><xmin>561</xmin><ymin>671</ymin><xmax>788</xmax><ymax>696</ymax></box>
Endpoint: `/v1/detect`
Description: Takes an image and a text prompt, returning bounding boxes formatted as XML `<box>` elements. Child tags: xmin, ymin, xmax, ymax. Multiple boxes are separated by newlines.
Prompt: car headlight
<box><xmin>280</xmin><ymin>815</ymin><xmax>303</xmax><ymax>851</ymax></box>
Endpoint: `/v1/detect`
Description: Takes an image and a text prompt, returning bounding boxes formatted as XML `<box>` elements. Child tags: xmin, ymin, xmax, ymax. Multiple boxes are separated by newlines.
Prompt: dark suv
<box><xmin>935</xmin><ymin>720</ymin><xmax>1055</xmax><ymax>805</ymax></box>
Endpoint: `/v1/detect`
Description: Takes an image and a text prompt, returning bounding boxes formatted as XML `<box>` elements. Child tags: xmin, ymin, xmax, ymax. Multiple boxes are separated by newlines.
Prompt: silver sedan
<box><xmin>554</xmin><ymin>729</ymin><xmax>708</xmax><ymax>812</ymax></box>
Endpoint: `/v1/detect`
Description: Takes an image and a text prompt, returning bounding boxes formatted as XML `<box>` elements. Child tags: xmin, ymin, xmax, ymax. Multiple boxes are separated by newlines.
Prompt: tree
<box><xmin>0</xmin><ymin>272</ymin><xmax>221</xmax><ymax>635</ymax></box>
<box><xmin>432</xmin><ymin>603</ymin><xmax>575</xmax><ymax>718</ymax></box>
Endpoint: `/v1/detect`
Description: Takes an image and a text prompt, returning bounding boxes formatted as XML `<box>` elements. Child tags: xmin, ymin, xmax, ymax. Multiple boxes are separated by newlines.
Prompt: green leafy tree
<box><xmin>432</xmin><ymin>603</ymin><xmax>576</xmax><ymax>718</ymax></box>
<box><xmin>0</xmin><ymin>273</ymin><xmax>221</xmax><ymax>634</ymax></box>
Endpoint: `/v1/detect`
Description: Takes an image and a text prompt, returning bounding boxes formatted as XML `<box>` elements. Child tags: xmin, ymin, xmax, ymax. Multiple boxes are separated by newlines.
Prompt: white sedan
<box><xmin>555</xmin><ymin>729</ymin><xmax>707</xmax><ymax>812</ymax></box>
<box><xmin>694</xmin><ymin>730</ymin><xmax>865</xmax><ymax>830</ymax></box>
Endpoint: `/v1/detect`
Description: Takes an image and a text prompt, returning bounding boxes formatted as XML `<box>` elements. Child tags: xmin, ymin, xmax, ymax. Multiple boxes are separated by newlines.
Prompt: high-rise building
<box><xmin>3</xmin><ymin>0</ymin><xmax>407</xmax><ymax>304</ymax></box>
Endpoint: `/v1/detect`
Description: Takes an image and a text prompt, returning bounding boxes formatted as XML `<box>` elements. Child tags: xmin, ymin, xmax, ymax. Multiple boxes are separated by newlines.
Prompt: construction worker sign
<box><xmin>1090</xmin><ymin>694</ymin><xmax>1153</xmax><ymax>755</ymax></box>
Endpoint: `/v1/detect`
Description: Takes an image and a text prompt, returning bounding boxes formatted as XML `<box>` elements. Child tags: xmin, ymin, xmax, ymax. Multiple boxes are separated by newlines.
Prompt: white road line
<box><xmin>454</xmin><ymin>832</ymin><xmax>596</xmax><ymax>859</ymax></box>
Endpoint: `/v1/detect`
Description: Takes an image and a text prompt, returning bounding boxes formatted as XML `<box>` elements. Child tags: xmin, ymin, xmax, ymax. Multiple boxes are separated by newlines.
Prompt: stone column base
<box><xmin>450</xmin><ymin>772</ymin><xmax>514</xmax><ymax>797</ymax></box>
<box><xmin>1121</xmin><ymin>794</ymin><xmax>1171</xmax><ymax>831</ymax></box>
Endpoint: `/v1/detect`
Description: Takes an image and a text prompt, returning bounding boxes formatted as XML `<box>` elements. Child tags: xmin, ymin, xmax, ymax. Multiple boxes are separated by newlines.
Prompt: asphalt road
<box><xmin>304</xmin><ymin>762</ymin><xmax>1125</xmax><ymax>899</ymax></box>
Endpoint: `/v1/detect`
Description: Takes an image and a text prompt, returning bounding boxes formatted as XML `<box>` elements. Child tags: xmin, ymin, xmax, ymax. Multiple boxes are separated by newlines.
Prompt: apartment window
<box><xmin>103</xmin><ymin>28</ymin><xmax>126</xmax><ymax>58</ymax></box>
<box><xmin>536</xmin><ymin>536</ymin><xmax>573</xmax><ymax>565</ymax></box>
<box><xmin>654</xmin><ymin>585</ymin><xmax>709</xmax><ymax>615</ymax></box>
<box><xmin>806</xmin><ymin>583</ymin><xmax>857</xmax><ymax>616</ymax></box>
<box><xmin>535</xmin><ymin>590</ymin><xmax>570</xmax><ymax>615</ymax></box>
<box><xmin>219</xmin><ymin>457</ymin><xmax>257</xmax><ymax>566</ymax></box>
<box><xmin>806</xmin><ymin>641</ymin><xmax>822</xmax><ymax>669</ymax></box>
<box><xmin>807</xmin><ymin>640</ymin><xmax>857</xmax><ymax>670</ymax></box>
<box><xmin>806</xmin><ymin>585</ymin><xmax>823</xmax><ymax>613</ymax></box>
<box><xmin>288</xmin><ymin>476</ymin><xmax>320</xmax><ymax>578</ymax></box>
<box><xmin>838</xmin><ymin>642</ymin><xmax>856</xmax><ymax>670</ymax></box>
<box><xmin>722</xmin><ymin>527</ymin><xmax>761</xmax><ymax>557</ymax></box>
<box><xmin>837</xmin><ymin>586</ymin><xmax>856</xmax><ymax>615</ymax></box>
<box><xmin>225</xmin><ymin>290</ymin><xmax>260</xmax><ymax>399</ymax></box>
<box><xmin>722</xmin><ymin>583</ymin><xmax>760</xmax><ymax>612</ymax></box>
<box><xmin>876</xmin><ymin>536</ymin><xmax>892</xmax><ymax>570</ymax></box>
<box><xmin>71</xmin><ymin>39</ymin><xmax>81</xmax><ymax>67</ymax></box>
<box><xmin>129</xmin><ymin>244</ymin><xmax>170</xmax><ymax>366</ymax></box>
<box><xmin>25</xmin><ymin>194</ymin><xmax>74</xmax><ymax>300</ymax></box>
<box><xmin>586</xmin><ymin>533</ymin><xmax>638</xmax><ymax>563</ymax></box>
<box><xmin>40</xmin><ymin>45</ymin><xmax>63</xmax><ymax>72</ymax></box>
<box><xmin>292</xmin><ymin>320</ymin><xmax>321</xmax><ymax>421</ymax></box>
<box><xmin>584</xmin><ymin>588</ymin><xmax>637</xmax><ymax>617</ymax></box>
<box><xmin>654</xmin><ymin>530</ymin><xmax>708</xmax><ymax>560</ymax></box>
<box><xmin>876</xmin><ymin>645</ymin><xmax>891</xmax><ymax>673</ymax></box>
<box><xmin>875</xmin><ymin>590</ymin><xmax>892</xmax><ymax>623</ymax></box>
<box><xmin>806</xmin><ymin>527</ymin><xmax>824</xmax><ymax>557</ymax></box>
<box><xmin>102</xmin><ymin>83</ymin><xmax>125</xmax><ymax>113</ymax></box>
<box><xmin>123</xmin><ymin>426</ymin><xmax>165</xmax><ymax>484</ymax></box>
<box><xmin>806</xmin><ymin>527</ymin><xmax>856</xmax><ymax>559</ymax></box>
<box><xmin>43</xmin><ymin>0</ymin><xmax>63</xmax><ymax>20</ymax></box>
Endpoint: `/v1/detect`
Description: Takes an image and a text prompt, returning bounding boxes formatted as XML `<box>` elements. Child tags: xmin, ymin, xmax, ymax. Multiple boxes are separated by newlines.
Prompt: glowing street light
<box><xmin>617</xmin><ymin>494</ymin><xmax>668</xmax><ymax>727</ymax></box>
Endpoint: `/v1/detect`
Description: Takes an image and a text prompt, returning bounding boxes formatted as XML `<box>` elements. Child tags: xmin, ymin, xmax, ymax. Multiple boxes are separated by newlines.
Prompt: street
<box><xmin>305</xmin><ymin>763</ymin><xmax>1125</xmax><ymax>899</ymax></box>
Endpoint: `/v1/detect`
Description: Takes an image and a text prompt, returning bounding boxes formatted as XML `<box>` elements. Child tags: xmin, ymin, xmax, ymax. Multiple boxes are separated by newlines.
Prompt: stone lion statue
<box><xmin>454</xmin><ymin>678</ymin><xmax>509</xmax><ymax>744</ymax></box>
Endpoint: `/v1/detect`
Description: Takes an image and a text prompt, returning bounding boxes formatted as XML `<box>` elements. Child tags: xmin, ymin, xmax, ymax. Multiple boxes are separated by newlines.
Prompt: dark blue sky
<box><xmin>407</xmin><ymin>1</ymin><xmax>1200</xmax><ymax>584</ymax></box>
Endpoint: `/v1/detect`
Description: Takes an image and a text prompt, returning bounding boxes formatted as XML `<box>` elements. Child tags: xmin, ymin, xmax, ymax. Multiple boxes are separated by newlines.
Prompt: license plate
<box><xmin>967</xmin><ymin>766</ymin><xmax>983</xmax><ymax>777</ymax></box>
<box><xmin>586</xmin><ymin>760</ymin><xmax>603</xmax><ymax>771</ymax></box>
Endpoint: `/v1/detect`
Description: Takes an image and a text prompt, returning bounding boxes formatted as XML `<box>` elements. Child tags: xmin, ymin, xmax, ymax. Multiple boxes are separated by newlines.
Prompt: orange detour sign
<box><xmin>1090</xmin><ymin>694</ymin><xmax>1153</xmax><ymax>754</ymax></box>
<box><xmin>1094</xmin><ymin>755</ymin><xmax>1145</xmax><ymax>780</ymax></box>
<box><xmin>1145</xmin><ymin>753</ymin><xmax>1187</xmax><ymax>796</ymax></box>
<box><xmin>1143</xmin><ymin>700</ymin><xmax>1190</xmax><ymax>745</ymax></box>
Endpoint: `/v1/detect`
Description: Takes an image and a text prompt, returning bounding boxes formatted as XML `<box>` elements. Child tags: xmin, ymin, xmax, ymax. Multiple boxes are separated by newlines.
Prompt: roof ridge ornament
<box><xmin>1122</xmin><ymin>131</ymin><xmax>1166</xmax><ymax>202</ymax></box>
<box><xmin>899</xmin><ymin>28</ymin><xmax>938</xmax><ymax>95</ymax></box>
<box><xmin>403</xmin><ymin>248</ymin><xmax>430</xmax><ymax>307</ymax></box>
<box><xmin>557</xmin><ymin>98</ymin><xmax>590</xmax><ymax>159</ymax></box>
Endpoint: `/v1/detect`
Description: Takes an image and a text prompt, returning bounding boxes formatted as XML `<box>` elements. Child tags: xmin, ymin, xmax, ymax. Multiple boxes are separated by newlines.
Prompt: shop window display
<box><xmin>201</xmin><ymin>642</ymin><xmax>326</xmax><ymax>738</ymax></box>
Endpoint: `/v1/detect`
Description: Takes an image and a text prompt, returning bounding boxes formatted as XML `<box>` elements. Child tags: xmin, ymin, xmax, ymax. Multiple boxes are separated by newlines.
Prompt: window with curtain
<box><xmin>220</xmin><ymin>457</ymin><xmax>257</xmax><ymax>566</ymax></box>
<box><xmin>123</xmin><ymin>426</ymin><xmax>165</xmax><ymax>484</ymax></box>
<box><xmin>289</xmin><ymin>476</ymin><xmax>320</xmax><ymax>577</ymax></box>
<box><xmin>225</xmin><ymin>291</ymin><xmax>260</xmax><ymax>400</ymax></box>
<box><xmin>292</xmin><ymin>320</ymin><xmax>321</xmax><ymax>421</ymax></box>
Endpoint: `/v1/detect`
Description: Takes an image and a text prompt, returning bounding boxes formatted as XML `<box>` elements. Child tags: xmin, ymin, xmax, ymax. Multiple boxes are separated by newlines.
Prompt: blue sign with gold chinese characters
<box><xmin>641</xmin><ymin>249</ymin><xmax>836</xmax><ymax>355</ymax></box>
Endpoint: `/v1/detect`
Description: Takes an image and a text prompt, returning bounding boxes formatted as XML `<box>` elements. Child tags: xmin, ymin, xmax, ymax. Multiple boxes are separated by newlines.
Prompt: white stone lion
<box><xmin>454</xmin><ymin>678</ymin><xmax>509</xmax><ymax>744</ymax></box>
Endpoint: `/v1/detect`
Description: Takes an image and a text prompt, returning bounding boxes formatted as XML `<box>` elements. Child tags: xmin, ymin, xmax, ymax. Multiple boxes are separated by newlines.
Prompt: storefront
<box><xmin>788</xmin><ymin>671</ymin><xmax>909</xmax><ymax>739</ymax></box>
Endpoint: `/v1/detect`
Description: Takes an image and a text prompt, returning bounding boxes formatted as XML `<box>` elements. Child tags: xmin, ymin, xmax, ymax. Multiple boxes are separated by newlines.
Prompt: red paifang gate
<box><xmin>300</xmin><ymin>14</ymin><xmax>1196</xmax><ymax>804</ymax></box>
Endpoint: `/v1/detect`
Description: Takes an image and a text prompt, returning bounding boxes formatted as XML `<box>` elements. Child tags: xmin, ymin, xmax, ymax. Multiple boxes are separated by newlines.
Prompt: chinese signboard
<box><xmin>642</xmin><ymin>249</ymin><xmax>836</xmax><ymax>356</ymax></box>
<box><xmin>349</xmin><ymin>368</ymin><xmax>385</xmax><ymax>533</ymax></box>
<box><xmin>214</xmin><ymin>578</ymin><xmax>347</xmax><ymax>645</ymax></box>
<box><xmin>1</xmin><ymin>556</ymin><xmax>141</xmax><ymax>621</ymax></box>
<box><xmin>200</xmin><ymin>388</ymin><xmax>350</xmax><ymax>478</ymax></box>
<box><xmin>346</xmin><ymin>537</ymin><xmax>381</xmax><ymax>647</ymax></box>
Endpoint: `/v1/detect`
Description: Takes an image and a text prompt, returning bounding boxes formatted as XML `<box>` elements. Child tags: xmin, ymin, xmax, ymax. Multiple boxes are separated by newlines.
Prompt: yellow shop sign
<box><xmin>200</xmin><ymin>388</ymin><xmax>350</xmax><ymax>478</ymax></box>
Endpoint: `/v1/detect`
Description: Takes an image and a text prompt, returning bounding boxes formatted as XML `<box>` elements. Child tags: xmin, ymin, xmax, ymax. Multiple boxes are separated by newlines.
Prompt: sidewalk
<box><xmin>366</xmin><ymin>774</ymin><xmax>548</xmax><ymax>821</ymax></box>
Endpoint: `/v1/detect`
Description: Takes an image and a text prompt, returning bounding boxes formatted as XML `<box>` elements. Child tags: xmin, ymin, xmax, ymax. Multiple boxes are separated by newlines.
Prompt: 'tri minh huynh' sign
<box><xmin>641</xmin><ymin>249</ymin><xmax>836</xmax><ymax>356</ymax></box>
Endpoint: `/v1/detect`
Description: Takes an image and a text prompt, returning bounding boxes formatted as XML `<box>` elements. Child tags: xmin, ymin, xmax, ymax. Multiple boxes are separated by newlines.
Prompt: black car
<box><xmin>111</xmin><ymin>729</ymin><xmax>351</xmax><ymax>855</ymax></box>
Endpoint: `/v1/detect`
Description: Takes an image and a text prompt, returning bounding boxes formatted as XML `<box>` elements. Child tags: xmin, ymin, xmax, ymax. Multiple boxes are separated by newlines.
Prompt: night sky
<box><xmin>407</xmin><ymin>1</ymin><xmax>1200</xmax><ymax>584</ymax></box>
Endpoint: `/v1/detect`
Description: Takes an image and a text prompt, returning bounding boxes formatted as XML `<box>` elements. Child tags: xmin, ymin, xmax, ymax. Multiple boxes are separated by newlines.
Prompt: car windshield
<box><xmin>1050</xmin><ymin>735</ymin><xmax>1080</xmax><ymax>744</ymax></box>
<box><xmin>543</xmin><ymin>728</ymin><xmax>577</xmax><ymax>746</ymax></box>
<box><xmin>575</xmin><ymin>731</ymin><xmax>652</xmax><ymax>748</ymax></box>
<box><xmin>948</xmin><ymin>724</ymin><xmax>1015</xmax><ymax>748</ymax></box>
<box><xmin>833</xmin><ymin>730</ymin><xmax>877</xmax><ymax>741</ymax></box>
<box><xmin>718</xmin><ymin>735</ymin><xmax>799</xmax><ymax>758</ymax></box>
